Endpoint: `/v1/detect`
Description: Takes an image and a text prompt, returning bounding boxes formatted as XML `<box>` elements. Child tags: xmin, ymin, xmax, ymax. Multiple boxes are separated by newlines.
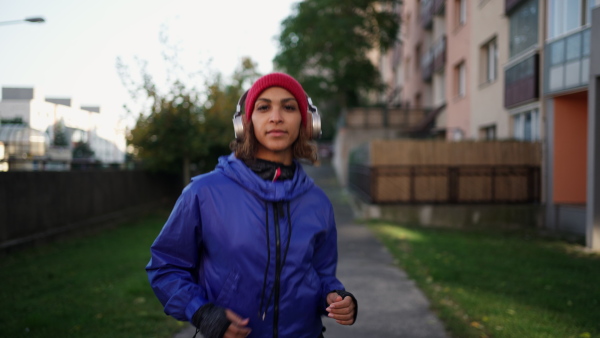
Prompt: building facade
<box><xmin>0</xmin><ymin>87</ymin><xmax>126</xmax><ymax>170</ymax></box>
<box><xmin>377</xmin><ymin>0</ymin><xmax>600</xmax><ymax>249</ymax></box>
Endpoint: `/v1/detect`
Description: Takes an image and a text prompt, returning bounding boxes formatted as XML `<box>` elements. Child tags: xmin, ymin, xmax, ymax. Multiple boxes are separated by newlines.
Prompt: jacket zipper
<box><xmin>273</xmin><ymin>202</ymin><xmax>282</xmax><ymax>338</ymax></box>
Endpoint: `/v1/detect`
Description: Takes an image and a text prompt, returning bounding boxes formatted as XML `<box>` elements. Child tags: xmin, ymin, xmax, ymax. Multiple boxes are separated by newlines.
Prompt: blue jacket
<box><xmin>146</xmin><ymin>154</ymin><xmax>345</xmax><ymax>337</ymax></box>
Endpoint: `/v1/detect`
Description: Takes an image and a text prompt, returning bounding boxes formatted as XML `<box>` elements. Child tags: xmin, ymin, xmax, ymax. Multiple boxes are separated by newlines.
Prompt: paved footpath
<box><xmin>174</xmin><ymin>161</ymin><xmax>448</xmax><ymax>338</ymax></box>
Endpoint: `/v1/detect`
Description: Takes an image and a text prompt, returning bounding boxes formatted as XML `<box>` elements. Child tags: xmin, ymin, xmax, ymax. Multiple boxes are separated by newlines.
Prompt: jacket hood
<box><xmin>214</xmin><ymin>153</ymin><xmax>315</xmax><ymax>202</ymax></box>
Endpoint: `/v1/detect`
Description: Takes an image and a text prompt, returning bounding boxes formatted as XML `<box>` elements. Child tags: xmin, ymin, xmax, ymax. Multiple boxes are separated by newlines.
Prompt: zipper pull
<box><xmin>272</xmin><ymin>167</ymin><xmax>281</xmax><ymax>182</ymax></box>
<box><xmin>262</xmin><ymin>312</ymin><xmax>266</xmax><ymax>321</ymax></box>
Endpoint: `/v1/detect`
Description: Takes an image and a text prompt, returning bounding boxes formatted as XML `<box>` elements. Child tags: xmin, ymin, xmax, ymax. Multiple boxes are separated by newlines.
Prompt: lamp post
<box><xmin>0</xmin><ymin>17</ymin><xmax>46</xmax><ymax>26</ymax></box>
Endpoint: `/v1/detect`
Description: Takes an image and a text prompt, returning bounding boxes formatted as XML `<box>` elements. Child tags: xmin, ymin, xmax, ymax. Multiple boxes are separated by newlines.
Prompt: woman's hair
<box><xmin>229</xmin><ymin>117</ymin><xmax>317</xmax><ymax>164</ymax></box>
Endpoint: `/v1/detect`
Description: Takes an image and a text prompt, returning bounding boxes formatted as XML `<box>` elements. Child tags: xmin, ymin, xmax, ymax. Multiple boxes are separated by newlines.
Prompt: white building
<box><xmin>0</xmin><ymin>87</ymin><xmax>126</xmax><ymax>169</ymax></box>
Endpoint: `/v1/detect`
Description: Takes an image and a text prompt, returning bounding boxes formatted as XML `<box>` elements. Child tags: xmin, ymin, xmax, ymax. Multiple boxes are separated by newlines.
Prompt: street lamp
<box><xmin>0</xmin><ymin>17</ymin><xmax>46</xmax><ymax>26</ymax></box>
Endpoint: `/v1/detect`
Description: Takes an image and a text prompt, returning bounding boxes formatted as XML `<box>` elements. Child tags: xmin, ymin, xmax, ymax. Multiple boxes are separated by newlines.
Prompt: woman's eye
<box><xmin>257</xmin><ymin>104</ymin><xmax>269</xmax><ymax>112</ymax></box>
<box><xmin>284</xmin><ymin>105</ymin><xmax>297</xmax><ymax>111</ymax></box>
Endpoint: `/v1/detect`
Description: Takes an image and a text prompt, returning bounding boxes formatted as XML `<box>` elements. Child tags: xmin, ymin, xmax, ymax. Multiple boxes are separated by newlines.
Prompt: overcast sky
<box><xmin>0</xmin><ymin>0</ymin><xmax>299</xmax><ymax>124</ymax></box>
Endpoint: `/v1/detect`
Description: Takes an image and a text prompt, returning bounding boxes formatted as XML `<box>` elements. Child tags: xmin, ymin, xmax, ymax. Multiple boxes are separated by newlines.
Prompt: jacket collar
<box><xmin>215</xmin><ymin>153</ymin><xmax>314</xmax><ymax>202</ymax></box>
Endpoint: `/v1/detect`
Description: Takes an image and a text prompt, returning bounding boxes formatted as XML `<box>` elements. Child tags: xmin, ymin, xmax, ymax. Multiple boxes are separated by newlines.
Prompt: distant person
<box><xmin>146</xmin><ymin>73</ymin><xmax>357</xmax><ymax>338</ymax></box>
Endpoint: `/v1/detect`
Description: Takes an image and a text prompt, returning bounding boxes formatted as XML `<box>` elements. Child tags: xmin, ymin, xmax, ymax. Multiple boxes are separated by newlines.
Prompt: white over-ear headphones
<box><xmin>232</xmin><ymin>91</ymin><xmax>322</xmax><ymax>140</ymax></box>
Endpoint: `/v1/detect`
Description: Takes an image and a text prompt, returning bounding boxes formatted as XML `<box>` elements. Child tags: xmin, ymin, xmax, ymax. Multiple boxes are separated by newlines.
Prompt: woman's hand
<box><xmin>326</xmin><ymin>292</ymin><xmax>356</xmax><ymax>325</ymax></box>
<box><xmin>224</xmin><ymin>309</ymin><xmax>252</xmax><ymax>338</ymax></box>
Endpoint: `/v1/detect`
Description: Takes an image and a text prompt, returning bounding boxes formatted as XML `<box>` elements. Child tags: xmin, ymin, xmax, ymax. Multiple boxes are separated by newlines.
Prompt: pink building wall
<box><xmin>445</xmin><ymin>0</ymin><xmax>472</xmax><ymax>139</ymax></box>
<box><xmin>401</xmin><ymin>0</ymin><xmax>427</xmax><ymax>108</ymax></box>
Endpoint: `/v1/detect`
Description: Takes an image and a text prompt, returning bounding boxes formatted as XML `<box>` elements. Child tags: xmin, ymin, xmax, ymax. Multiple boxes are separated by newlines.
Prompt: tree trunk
<box><xmin>182</xmin><ymin>156</ymin><xmax>190</xmax><ymax>188</ymax></box>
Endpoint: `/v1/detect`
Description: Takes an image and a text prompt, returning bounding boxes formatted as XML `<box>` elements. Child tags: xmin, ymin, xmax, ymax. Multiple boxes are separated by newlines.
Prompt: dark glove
<box><xmin>191</xmin><ymin>303</ymin><xmax>231</xmax><ymax>338</ymax></box>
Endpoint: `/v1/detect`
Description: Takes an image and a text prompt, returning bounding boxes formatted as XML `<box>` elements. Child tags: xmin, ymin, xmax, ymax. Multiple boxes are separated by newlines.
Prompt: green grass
<box><xmin>0</xmin><ymin>211</ymin><xmax>185</xmax><ymax>338</ymax></box>
<box><xmin>368</xmin><ymin>222</ymin><xmax>600</xmax><ymax>338</ymax></box>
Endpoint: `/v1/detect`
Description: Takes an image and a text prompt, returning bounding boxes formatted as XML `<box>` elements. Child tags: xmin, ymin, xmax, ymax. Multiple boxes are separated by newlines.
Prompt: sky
<box><xmin>0</xmin><ymin>0</ymin><xmax>299</xmax><ymax>125</ymax></box>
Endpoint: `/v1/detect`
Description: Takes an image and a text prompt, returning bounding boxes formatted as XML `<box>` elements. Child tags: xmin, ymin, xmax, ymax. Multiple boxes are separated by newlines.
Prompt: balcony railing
<box><xmin>433</xmin><ymin>36</ymin><xmax>446</xmax><ymax>72</ymax></box>
<box><xmin>433</xmin><ymin>0</ymin><xmax>445</xmax><ymax>15</ymax></box>
<box><xmin>421</xmin><ymin>49</ymin><xmax>434</xmax><ymax>82</ymax></box>
<box><xmin>544</xmin><ymin>28</ymin><xmax>590</xmax><ymax>95</ymax></box>
<box><xmin>504</xmin><ymin>53</ymin><xmax>539</xmax><ymax>108</ymax></box>
<box><xmin>421</xmin><ymin>0</ymin><xmax>433</xmax><ymax>29</ymax></box>
<box><xmin>343</xmin><ymin>107</ymin><xmax>429</xmax><ymax>130</ymax></box>
<box><xmin>505</xmin><ymin>0</ymin><xmax>526</xmax><ymax>14</ymax></box>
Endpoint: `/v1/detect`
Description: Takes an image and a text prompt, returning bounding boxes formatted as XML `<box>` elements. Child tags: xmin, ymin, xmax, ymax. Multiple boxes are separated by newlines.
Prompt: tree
<box><xmin>72</xmin><ymin>141</ymin><xmax>95</xmax><ymax>159</ymax></box>
<box><xmin>200</xmin><ymin>57</ymin><xmax>262</xmax><ymax>170</ymax></box>
<box><xmin>53</xmin><ymin>121</ymin><xmax>69</xmax><ymax>147</ymax></box>
<box><xmin>126</xmin><ymin>81</ymin><xmax>207</xmax><ymax>186</ymax></box>
<box><xmin>117</xmin><ymin>31</ymin><xmax>262</xmax><ymax>187</ymax></box>
<box><xmin>274</xmin><ymin>0</ymin><xmax>400</xmax><ymax>139</ymax></box>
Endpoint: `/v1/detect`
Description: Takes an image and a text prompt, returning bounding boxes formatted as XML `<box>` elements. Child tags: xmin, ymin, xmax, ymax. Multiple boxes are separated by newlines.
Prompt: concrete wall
<box><xmin>351</xmin><ymin>196</ymin><xmax>544</xmax><ymax>231</ymax></box>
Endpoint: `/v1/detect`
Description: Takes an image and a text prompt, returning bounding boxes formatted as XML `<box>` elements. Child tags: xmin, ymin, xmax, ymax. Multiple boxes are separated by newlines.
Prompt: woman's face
<box><xmin>251</xmin><ymin>87</ymin><xmax>302</xmax><ymax>164</ymax></box>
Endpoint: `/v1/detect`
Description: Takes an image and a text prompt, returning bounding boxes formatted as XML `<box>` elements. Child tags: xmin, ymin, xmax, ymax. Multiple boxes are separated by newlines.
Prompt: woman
<box><xmin>146</xmin><ymin>73</ymin><xmax>357</xmax><ymax>338</ymax></box>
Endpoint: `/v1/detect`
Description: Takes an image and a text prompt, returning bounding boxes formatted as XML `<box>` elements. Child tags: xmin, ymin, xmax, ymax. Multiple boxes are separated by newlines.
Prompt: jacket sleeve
<box><xmin>312</xmin><ymin>201</ymin><xmax>345</xmax><ymax>314</ymax></box>
<box><xmin>146</xmin><ymin>185</ymin><xmax>208</xmax><ymax>322</ymax></box>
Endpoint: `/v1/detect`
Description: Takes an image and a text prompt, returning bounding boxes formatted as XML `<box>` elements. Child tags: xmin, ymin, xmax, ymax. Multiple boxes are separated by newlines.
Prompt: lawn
<box><xmin>369</xmin><ymin>222</ymin><xmax>600</xmax><ymax>338</ymax></box>
<box><xmin>0</xmin><ymin>211</ymin><xmax>184</xmax><ymax>338</ymax></box>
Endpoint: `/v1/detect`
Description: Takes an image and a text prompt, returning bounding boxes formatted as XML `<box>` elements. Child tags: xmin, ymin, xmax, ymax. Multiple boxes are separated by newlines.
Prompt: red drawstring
<box><xmin>272</xmin><ymin>167</ymin><xmax>281</xmax><ymax>182</ymax></box>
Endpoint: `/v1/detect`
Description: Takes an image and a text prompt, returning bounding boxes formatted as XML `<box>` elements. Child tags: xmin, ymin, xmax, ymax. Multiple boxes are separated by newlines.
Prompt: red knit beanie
<box><xmin>245</xmin><ymin>72</ymin><xmax>308</xmax><ymax>126</ymax></box>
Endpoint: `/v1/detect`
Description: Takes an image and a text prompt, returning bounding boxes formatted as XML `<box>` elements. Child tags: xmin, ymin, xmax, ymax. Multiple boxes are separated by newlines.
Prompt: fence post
<box><xmin>409</xmin><ymin>166</ymin><xmax>416</xmax><ymax>203</ymax></box>
<box><xmin>491</xmin><ymin>166</ymin><xmax>496</xmax><ymax>203</ymax></box>
<box><xmin>370</xmin><ymin>167</ymin><xmax>377</xmax><ymax>203</ymax></box>
<box><xmin>527</xmin><ymin>166</ymin><xmax>538</xmax><ymax>202</ymax></box>
<box><xmin>448</xmin><ymin>166</ymin><xmax>459</xmax><ymax>203</ymax></box>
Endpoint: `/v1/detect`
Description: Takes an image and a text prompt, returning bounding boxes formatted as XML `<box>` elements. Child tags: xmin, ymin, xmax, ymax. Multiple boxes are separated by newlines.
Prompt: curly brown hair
<box><xmin>229</xmin><ymin>117</ymin><xmax>317</xmax><ymax>164</ymax></box>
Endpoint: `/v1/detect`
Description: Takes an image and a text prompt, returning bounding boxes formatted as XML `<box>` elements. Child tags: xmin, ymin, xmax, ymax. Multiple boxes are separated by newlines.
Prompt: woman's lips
<box><xmin>267</xmin><ymin>130</ymin><xmax>287</xmax><ymax>136</ymax></box>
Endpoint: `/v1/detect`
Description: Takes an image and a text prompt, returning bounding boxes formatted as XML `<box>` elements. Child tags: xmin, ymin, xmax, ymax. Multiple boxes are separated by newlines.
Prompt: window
<box><xmin>548</xmin><ymin>0</ymin><xmax>594</xmax><ymax>39</ymax></box>
<box><xmin>480</xmin><ymin>125</ymin><xmax>497</xmax><ymax>140</ymax></box>
<box><xmin>456</xmin><ymin>62</ymin><xmax>466</xmax><ymax>97</ymax></box>
<box><xmin>481</xmin><ymin>38</ymin><xmax>498</xmax><ymax>83</ymax></box>
<box><xmin>509</xmin><ymin>0</ymin><xmax>539</xmax><ymax>58</ymax></box>
<box><xmin>513</xmin><ymin>109</ymin><xmax>540</xmax><ymax>141</ymax></box>
<box><xmin>457</xmin><ymin>0</ymin><xmax>467</xmax><ymax>25</ymax></box>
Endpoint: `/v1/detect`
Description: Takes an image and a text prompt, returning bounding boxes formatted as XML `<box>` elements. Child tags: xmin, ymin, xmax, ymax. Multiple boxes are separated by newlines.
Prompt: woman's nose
<box><xmin>269</xmin><ymin>106</ymin><xmax>283</xmax><ymax>122</ymax></box>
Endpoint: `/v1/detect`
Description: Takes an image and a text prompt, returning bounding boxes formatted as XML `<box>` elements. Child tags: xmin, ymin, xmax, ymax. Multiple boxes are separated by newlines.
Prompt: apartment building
<box><xmin>378</xmin><ymin>0</ymin><xmax>600</xmax><ymax>248</ymax></box>
<box><xmin>0</xmin><ymin>87</ymin><xmax>126</xmax><ymax>170</ymax></box>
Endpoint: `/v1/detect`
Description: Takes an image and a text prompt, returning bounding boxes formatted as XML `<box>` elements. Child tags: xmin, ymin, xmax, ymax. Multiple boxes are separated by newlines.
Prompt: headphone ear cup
<box><xmin>309</xmin><ymin>110</ymin><xmax>322</xmax><ymax>140</ymax></box>
<box><xmin>232</xmin><ymin>114</ymin><xmax>244</xmax><ymax>140</ymax></box>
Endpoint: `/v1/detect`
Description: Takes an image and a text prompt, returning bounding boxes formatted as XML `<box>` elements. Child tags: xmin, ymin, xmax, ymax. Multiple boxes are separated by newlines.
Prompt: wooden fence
<box><xmin>349</xmin><ymin>140</ymin><xmax>542</xmax><ymax>204</ymax></box>
<box><xmin>0</xmin><ymin>170</ymin><xmax>180</xmax><ymax>250</ymax></box>
<box><xmin>349</xmin><ymin>164</ymin><xmax>540</xmax><ymax>203</ymax></box>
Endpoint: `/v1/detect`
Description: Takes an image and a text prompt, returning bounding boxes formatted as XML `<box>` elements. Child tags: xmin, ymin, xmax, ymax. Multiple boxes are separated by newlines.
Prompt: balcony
<box><xmin>421</xmin><ymin>49</ymin><xmax>434</xmax><ymax>82</ymax></box>
<box><xmin>504</xmin><ymin>53</ymin><xmax>539</xmax><ymax>108</ymax></box>
<box><xmin>544</xmin><ymin>28</ymin><xmax>590</xmax><ymax>95</ymax></box>
<box><xmin>343</xmin><ymin>107</ymin><xmax>429</xmax><ymax>130</ymax></box>
<box><xmin>433</xmin><ymin>0</ymin><xmax>445</xmax><ymax>15</ymax></box>
<box><xmin>433</xmin><ymin>36</ymin><xmax>446</xmax><ymax>73</ymax></box>
<box><xmin>421</xmin><ymin>0</ymin><xmax>433</xmax><ymax>29</ymax></box>
<box><xmin>505</xmin><ymin>0</ymin><xmax>526</xmax><ymax>14</ymax></box>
